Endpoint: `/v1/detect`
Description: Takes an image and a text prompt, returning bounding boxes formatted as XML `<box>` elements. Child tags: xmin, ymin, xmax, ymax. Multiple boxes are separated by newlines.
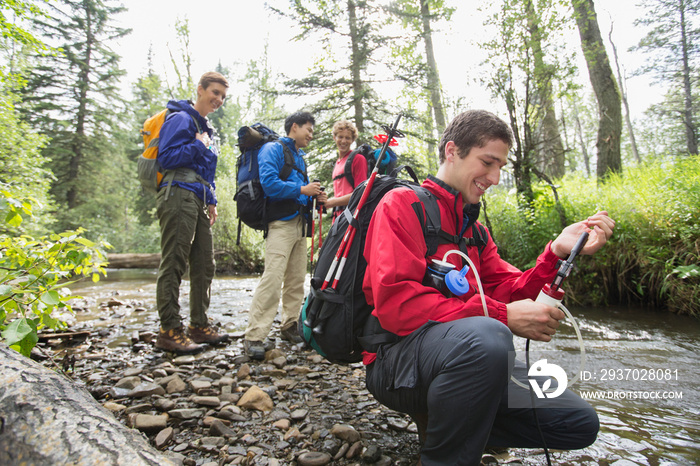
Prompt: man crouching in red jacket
<box><xmin>362</xmin><ymin>110</ymin><xmax>615</xmax><ymax>465</ymax></box>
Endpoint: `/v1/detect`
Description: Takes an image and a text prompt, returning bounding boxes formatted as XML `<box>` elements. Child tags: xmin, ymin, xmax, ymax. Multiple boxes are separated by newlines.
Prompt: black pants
<box><xmin>365</xmin><ymin>317</ymin><xmax>599</xmax><ymax>466</ymax></box>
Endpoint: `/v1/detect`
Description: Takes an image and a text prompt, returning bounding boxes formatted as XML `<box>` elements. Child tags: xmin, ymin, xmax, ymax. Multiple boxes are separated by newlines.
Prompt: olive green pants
<box><xmin>156</xmin><ymin>186</ymin><xmax>215</xmax><ymax>331</ymax></box>
<box><xmin>245</xmin><ymin>215</ymin><xmax>307</xmax><ymax>342</ymax></box>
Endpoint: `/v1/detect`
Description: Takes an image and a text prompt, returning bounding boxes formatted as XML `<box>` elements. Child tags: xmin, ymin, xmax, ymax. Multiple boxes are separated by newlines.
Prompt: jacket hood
<box><xmin>166</xmin><ymin>99</ymin><xmax>213</xmax><ymax>134</ymax></box>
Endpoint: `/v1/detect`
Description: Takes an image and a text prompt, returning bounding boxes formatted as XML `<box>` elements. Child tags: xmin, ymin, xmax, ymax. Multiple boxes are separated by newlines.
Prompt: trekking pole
<box><xmin>321</xmin><ymin>114</ymin><xmax>404</xmax><ymax>290</ymax></box>
<box><xmin>310</xmin><ymin>180</ymin><xmax>320</xmax><ymax>269</ymax></box>
<box><xmin>318</xmin><ymin>187</ymin><xmax>325</xmax><ymax>250</ymax></box>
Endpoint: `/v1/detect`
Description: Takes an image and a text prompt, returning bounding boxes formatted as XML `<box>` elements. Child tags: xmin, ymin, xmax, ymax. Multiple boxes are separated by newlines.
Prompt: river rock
<box><xmin>153</xmin><ymin>398</ymin><xmax>176</xmax><ymax>411</ymax></box>
<box><xmin>190</xmin><ymin>380</ymin><xmax>211</xmax><ymax>393</ymax></box>
<box><xmin>115</xmin><ymin>375</ymin><xmax>142</xmax><ymax>389</ymax></box>
<box><xmin>123</xmin><ymin>366</ymin><xmax>143</xmax><ymax>377</ymax></box>
<box><xmin>108</xmin><ymin>386</ymin><xmax>132</xmax><ymax>398</ymax></box>
<box><xmin>284</xmin><ymin>427</ymin><xmax>303</xmax><ymax>442</ymax></box>
<box><xmin>387</xmin><ymin>417</ymin><xmax>410</xmax><ymax>430</ymax></box>
<box><xmin>273</xmin><ymin>419</ymin><xmax>291</xmax><ymax>430</ymax></box>
<box><xmin>128</xmin><ymin>382</ymin><xmax>165</xmax><ymax>398</ymax></box>
<box><xmin>237</xmin><ymin>385</ymin><xmax>274</xmax><ymax>412</ymax></box>
<box><xmin>346</xmin><ymin>440</ymin><xmax>363</xmax><ymax>458</ymax></box>
<box><xmin>362</xmin><ymin>444</ymin><xmax>381</xmax><ymax>462</ymax></box>
<box><xmin>297</xmin><ymin>451</ymin><xmax>332</xmax><ymax>466</ymax></box>
<box><xmin>173</xmin><ymin>355</ymin><xmax>196</xmax><ymax>365</ymax></box>
<box><xmin>192</xmin><ymin>395</ymin><xmax>220</xmax><ymax>407</ymax></box>
<box><xmin>169</xmin><ymin>408</ymin><xmax>205</xmax><ymax>420</ymax></box>
<box><xmin>216</xmin><ymin>376</ymin><xmax>235</xmax><ymax>387</ymax></box>
<box><xmin>209</xmin><ymin>419</ymin><xmax>234</xmax><ymax>437</ymax></box>
<box><xmin>154</xmin><ymin>427</ymin><xmax>174</xmax><ymax>450</ymax></box>
<box><xmin>330</xmin><ymin>424</ymin><xmax>361</xmax><ymax>443</ymax></box>
<box><xmin>333</xmin><ymin>443</ymin><xmax>350</xmax><ymax>460</ymax></box>
<box><xmin>201</xmin><ymin>369</ymin><xmax>222</xmax><ymax>379</ymax></box>
<box><xmin>291</xmin><ymin>408</ymin><xmax>308</xmax><ymax>421</ymax></box>
<box><xmin>128</xmin><ymin>413</ymin><xmax>168</xmax><ymax>432</ymax></box>
<box><xmin>271</xmin><ymin>356</ymin><xmax>287</xmax><ymax>368</ymax></box>
<box><xmin>199</xmin><ymin>436</ymin><xmax>226</xmax><ymax>447</ymax></box>
<box><xmin>125</xmin><ymin>402</ymin><xmax>152</xmax><ymax>414</ymax></box>
<box><xmin>217</xmin><ymin>409</ymin><xmax>247</xmax><ymax>422</ymax></box>
<box><xmin>103</xmin><ymin>401</ymin><xmax>126</xmax><ymax>412</ymax></box>
<box><xmin>237</xmin><ymin>363</ymin><xmax>251</xmax><ymax>379</ymax></box>
<box><xmin>166</xmin><ymin>375</ymin><xmax>187</xmax><ymax>394</ymax></box>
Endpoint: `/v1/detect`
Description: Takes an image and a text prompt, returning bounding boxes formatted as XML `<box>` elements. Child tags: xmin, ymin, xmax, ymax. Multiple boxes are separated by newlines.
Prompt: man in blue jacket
<box><xmin>154</xmin><ymin>71</ymin><xmax>230</xmax><ymax>355</ymax></box>
<box><xmin>244</xmin><ymin>111</ymin><xmax>327</xmax><ymax>360</ymax></box>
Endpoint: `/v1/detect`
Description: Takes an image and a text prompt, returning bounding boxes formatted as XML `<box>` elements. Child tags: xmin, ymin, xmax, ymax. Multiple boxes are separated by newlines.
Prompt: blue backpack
<box><xmin>234</xmin><ymin>123</ymin><xmax>297</xmax><ymax>242</ymax></box>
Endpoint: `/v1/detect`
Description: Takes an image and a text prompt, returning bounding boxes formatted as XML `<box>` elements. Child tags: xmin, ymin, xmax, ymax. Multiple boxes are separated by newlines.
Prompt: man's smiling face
<box><xmin>443</xmin><ymin>139</ymin><xmax>509</xmax><ymax>205</ymax></box>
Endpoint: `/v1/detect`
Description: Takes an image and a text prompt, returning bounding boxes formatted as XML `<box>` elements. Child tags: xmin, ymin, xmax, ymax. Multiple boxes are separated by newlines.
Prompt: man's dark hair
<box><xmin>285</xmin><ymin>111</ymin><xmax>315</xmax><ymax>135</ymax></box>
<box><xmin>438</xmin><ymin>110</ymin><xmax>513</xmax><ymax>163</ymax></box>
<box><xmin>198</xmin><ymin>71</ymin><xmax>229</xmax><ymax>90</ymax></box>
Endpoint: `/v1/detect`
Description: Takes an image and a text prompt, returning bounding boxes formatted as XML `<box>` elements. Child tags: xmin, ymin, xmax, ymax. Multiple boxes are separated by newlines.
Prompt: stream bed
<box><xmin>63</xmin><ymin>269</ymin><xmax>700</xmax><ymax>465</ymax></box>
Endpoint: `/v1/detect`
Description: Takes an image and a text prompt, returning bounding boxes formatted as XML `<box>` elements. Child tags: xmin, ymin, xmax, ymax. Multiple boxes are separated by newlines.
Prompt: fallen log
<box><xmin>107</xmin><ymin>251</ymin><xmax>235</xmax><ymax>270</ymax></box>
<box><xmin>107</xmin><ymin>253</ymin><xmax>161</xmax><ymax>269</ymax></box>
<box><xmin>37</xmin><ymin>331</ymin><xmax>91</xmax><ymax>341</ymax></box>
<box><xmin>0</xmin><ymin>344</ymin><xmax>178</xmax><ymax>465</ymax></box>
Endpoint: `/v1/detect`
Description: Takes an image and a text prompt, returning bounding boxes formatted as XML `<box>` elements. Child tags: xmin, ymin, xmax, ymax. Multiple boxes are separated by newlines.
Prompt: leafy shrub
<box><xmin>0</xmin><ymin>187</ymin><xmax>109</xmax><ymax>356</ymax></box>
<box><xmin>485</xmin><ymin>156</ymin><xmax>700</xmax><ymax>316</ymax></box>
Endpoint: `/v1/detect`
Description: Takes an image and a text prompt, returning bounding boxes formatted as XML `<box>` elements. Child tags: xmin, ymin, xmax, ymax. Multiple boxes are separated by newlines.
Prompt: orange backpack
<box><xmin>138</xmin><ymin>109</ymin><xmax>202</xmax><ymax>194</ymax></box>
<box><xmin>137</xmin><ymin>109</ymin><xmax>170</xmax><ymax>193</ymax></box>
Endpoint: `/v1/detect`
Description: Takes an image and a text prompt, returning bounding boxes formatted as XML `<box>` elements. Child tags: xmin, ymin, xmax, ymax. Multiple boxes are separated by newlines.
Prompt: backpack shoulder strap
<box><xmin>277</xmin><ymin>141</ymin><xmax>308</xmax><ymax>182</ymax></box>
<box><xmin>411</xmin><ymin>186</ymin><xmax>442</xmax><ymax>257</ymax></box>
<box><xmin>332</xmin><ymin>151</ymin><xmax>357</xmax><ymax>188</ymax></box>
<box><xmin>411</xmin><ymin>186</ymin><xmax>490</xmax><ymax>258</ymax></box>
<box><xmin>189</xmin><ymin>113</ymin><xmax>202</xmax><ymax>134</ymax></box>
<box><xmin>344</xmin><ymin>151</ymin><xmax>356</xmax><ymax>188</ymax></box>
<box><xmin>465</xmin><ymin>223</ymin><xmax>488</xmax><ymax>256</ymax></box>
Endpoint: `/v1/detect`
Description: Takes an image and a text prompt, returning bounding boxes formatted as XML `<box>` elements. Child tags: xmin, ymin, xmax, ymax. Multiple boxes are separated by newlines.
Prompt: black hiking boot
<box><xmin>280</xmin><ymin>321</ymin><xmax>303</xmax><ymax>344</ymax></box>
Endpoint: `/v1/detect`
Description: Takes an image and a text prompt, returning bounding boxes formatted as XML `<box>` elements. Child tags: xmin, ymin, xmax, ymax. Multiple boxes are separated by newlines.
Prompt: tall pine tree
<box><xmin>632</xmin><ymin>0</ymin><xmax>699</xmax><ymax>155</ymax></box>
<box><xmin>20</xmin><ymin>0</ymin><xmax>131</xmax><ymax>232</ymax></box>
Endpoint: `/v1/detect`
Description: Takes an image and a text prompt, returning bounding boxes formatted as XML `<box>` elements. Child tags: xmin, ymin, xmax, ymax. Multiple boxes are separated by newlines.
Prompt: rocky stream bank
<box><xmin>31</xmin><ymin>295</ymin><xmax>531</xmax><ymax>466</ymax></box>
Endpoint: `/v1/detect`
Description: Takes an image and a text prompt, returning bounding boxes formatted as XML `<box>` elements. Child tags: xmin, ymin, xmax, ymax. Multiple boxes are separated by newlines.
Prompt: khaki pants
<box><xmin>155</xmin><ymin>186</ymin><xmax>215</xmax><ymax>330</ymax></box>
<box><xmin>246</xmin><ymin>215</ymin><xmax>307</xmax><ymax>341</ymax></box>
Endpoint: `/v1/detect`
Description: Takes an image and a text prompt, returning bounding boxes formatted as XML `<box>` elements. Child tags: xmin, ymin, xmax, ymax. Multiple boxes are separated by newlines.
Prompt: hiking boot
<box><xmin>188</xmin><ymin>324</ymin><xmax>230</xmax><ymax>345</ymax></box>
<box><xmin>244</xmin><ymin>340</ymin><xmax>267</xmax><ymax>360</ymax></box>
<box><xmin>155</xmin><ymin>326</ymin><xmax>204</xmax><ymax>355</ymax></box>
<box><xmin>280</xmin><ymin>322</ymin><xmax>303</xmax><ymax>344</ymax></box>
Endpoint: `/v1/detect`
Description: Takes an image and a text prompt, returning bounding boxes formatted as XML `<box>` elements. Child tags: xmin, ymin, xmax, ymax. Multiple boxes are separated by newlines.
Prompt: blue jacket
<box><xmin>158</xmin><ymin>100</ymin><xmax>217</xmax><ymax>205</ymax></box>
<box><xmin>258</xmin><ymin>137</ymin><xmax>310</xmax><ymax>221</ymax></box>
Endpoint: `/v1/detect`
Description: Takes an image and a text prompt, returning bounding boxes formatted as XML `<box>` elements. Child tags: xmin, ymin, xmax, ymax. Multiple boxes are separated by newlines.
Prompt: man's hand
<box><xmin>550</xmin><ymin>211</ymin><xmax>615</xmax><ymax>259</ymax></box>
<box><xmin>316</xmin><ymin>191</ymin><xmax>328</xmax><ymax>205</ymax></box>
<box><xmin>506</xmin><ymin>299</ymin><xmax>565</xmax><ymax>341</ymax></box>
<box><xmin>301</xmin><ymin>181</ymin><xmax>323</xmax><ymax>197</ymax></box>
<box><xmin>208</xmin><ymin>204</ymin><xmax>217</xmax><ymax>226</ymax></box>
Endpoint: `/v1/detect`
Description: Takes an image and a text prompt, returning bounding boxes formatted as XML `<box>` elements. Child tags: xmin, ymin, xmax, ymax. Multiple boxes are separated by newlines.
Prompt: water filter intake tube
<box><xmin>439</xmin><ymin>249</ymin><xmax>586</xmax><ymax>391</ymax></box>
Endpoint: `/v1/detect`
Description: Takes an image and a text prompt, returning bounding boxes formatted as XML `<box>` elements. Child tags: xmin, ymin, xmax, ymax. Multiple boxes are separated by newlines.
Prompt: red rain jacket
<box><xmin>361</xmin><ymin>175</ymin><xmax>561</xmax><ymax>365</ymax></box>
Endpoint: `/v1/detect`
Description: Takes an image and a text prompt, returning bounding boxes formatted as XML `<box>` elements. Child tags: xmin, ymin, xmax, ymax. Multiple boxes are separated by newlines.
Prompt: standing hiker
<box><xmin>324</xmin><ymin>120</ymin><xmax>368</xmax><ymax>222</ymax></box>
<box><xmin>154</xmin><ymin>71</ymin><xmax>230</xmax><ymax>355</ymax></box>
<box><xmin>362</xmin><ymin>110</ymin><xmax>615</xmax><ymax>465</ymax></box>
<box><xmin>244</xmin><ymin>111</ymin><xmax>327</xmax><ymax>360</ymax></box>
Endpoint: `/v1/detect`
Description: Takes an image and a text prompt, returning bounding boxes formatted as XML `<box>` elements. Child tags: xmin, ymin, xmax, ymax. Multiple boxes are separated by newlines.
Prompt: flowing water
<box><xmin>68</xmin><ymin>269</ymin><xmax>700</xmax><ymax>465</ymax></box>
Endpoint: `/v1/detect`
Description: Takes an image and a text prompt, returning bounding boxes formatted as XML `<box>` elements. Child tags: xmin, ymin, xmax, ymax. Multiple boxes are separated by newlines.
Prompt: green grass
<box><xmin>484</xmin><ymin>155</ymin><xmax>700</xmax><ymax>317</ymax></box>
